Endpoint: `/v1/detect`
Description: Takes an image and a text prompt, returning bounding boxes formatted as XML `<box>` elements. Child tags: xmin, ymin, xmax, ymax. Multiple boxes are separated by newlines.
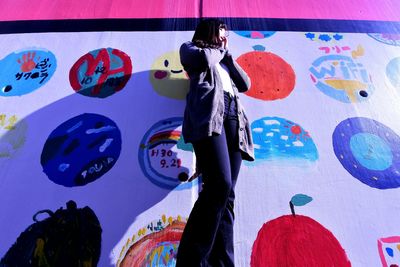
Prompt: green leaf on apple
<box><xmin>291</xmin><ymin>194</ymin><xmax>313</xmax><ymax>206</ymax></box>
<box><xmin>252</xmin><ymin>45</ymin><xmax>266</xmax><ymax>51</ymax></box>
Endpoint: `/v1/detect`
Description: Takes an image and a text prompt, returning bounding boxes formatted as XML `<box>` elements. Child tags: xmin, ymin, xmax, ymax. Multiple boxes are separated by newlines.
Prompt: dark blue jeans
<box><xmin>176</xmin><ymin>92</ymin><xmax>242</xmax><ymax>267</ymax></box>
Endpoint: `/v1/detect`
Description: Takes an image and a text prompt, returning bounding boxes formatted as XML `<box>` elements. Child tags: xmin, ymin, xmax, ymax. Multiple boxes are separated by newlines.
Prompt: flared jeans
<box><xmin>176</xmin><ymin>92</ymin><xmax>242</xmax><ymax>267</ymax></box>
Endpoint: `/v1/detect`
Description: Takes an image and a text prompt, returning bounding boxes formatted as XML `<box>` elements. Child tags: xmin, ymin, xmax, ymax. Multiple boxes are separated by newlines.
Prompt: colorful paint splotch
<box><xmin>234</xmin><ymin>31</ymin><xmax>276</xmax><ymax>39</ymax></box>
<box><xmin>251</xmin><ymin>117</ymin><xmax>318</xmax><ymax>162</ymax></box>
<box><xmin>237</xmin><ymin>45</ymin><xmax>295</xmax><ymax>101</ymax></box>
<box><xmin>333</xmin><ymin>117</ymin><xmax>400</xmax><ymax>189</ymax></box>
<box><xmin>368</xmin><ymin>33</ymin><xmax>400</xmax><ymax>46</ymax></box>
<box><xmin>251</xmin><ymin>215</ymin><xmax>351</xmax><ymax>267</ymax></box>
<box><xmin>69</xmin><ymin>48</ymin><xmax>132</xmax><ymax>98</ymax></box>
<box><xmin>40</xmin><ymin>113</ymin><xmax>121</xmax><ymax>187</ymax></box>
<box><xmin>118</xmin><ymin>215</ymin><xmax>186</xmax><ymax>267</ymax></box>
<box><xmin>378</xmin><ymin>236</ymin><xmax>400</xmax><ymax>267</ymax></box>
<box><xmin>0</xmin><ymin>114</ymin><xmax>27</xmax><ymax>158</ymax></box>
<box><xmin>310</xmin><ymin>46</ymin><xmax>374</xmax><ymax>103</ymax></box>
<box><xmin>0</xmin><ymin>49</ymin><xmax>56</xmax><ymax>96</ymax></box>
<box><xmin>150</xmin><ymin>51</ymin><xmax>189</xmax><ymax>100</ymax></box>
<box><xmin>138</xmin><ymin>117</ymin><xmax>195</xmax><ymax>189</ymax></box>
<box><xmin>386</xmin><ymin>57</ymin><xmax>400</xmax><ymax>89</ymax></box>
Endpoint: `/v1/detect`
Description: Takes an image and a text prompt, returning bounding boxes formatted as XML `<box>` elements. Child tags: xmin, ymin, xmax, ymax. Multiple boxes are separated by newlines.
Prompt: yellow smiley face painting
<box><xmin>150</xmin><ymin>51</ymin><xmax>189</xmax><ymax>100</ymax></box>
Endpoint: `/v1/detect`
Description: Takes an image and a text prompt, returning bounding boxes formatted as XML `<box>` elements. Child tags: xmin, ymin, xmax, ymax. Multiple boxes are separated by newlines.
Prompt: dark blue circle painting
<box><xmin>333</xmin><ymin>117</ymin><xmax>400</xmax><ymax>189</ymax></box>
<box><xmin>41</xmin><ymin>113</ymin><xmax>122</xmax><ymax>187</ymax></box>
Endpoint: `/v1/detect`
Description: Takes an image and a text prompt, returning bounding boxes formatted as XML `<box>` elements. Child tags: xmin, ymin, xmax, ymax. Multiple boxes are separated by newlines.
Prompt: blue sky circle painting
<box><xmin>333</xmin><ymin>117</ymin><xmax>400</xmax><ymax>189</ymax></box>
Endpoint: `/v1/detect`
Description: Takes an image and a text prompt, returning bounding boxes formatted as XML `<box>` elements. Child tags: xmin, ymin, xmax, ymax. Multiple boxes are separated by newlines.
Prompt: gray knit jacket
<box><xmin>179</xmin><ymin>41</ymin><xmax>255</xmax><ymax>161</ymax></box>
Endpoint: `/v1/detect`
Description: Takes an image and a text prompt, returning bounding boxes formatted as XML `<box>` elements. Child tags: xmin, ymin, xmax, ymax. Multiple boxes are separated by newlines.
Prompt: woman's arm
<box><xmin>180</xmin><ymin>41</ymin><xmax>226</xmax><ymax>71</ymax></box>
<box><xmin>222</xmin><ymin>53</ymin><xmax>251</xmax><ymax>93</ymax></box>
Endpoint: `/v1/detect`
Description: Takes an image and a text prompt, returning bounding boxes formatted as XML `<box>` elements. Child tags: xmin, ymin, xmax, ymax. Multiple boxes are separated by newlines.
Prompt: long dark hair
<box><xmin>192</xmin><ymin>19</ymin><xmax>227</xmax><ymax>49</ymax></box>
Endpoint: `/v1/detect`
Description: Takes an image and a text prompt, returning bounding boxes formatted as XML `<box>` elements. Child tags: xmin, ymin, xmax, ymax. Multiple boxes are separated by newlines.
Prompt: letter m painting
<box><xmin>69</xmin><ymin>48</ymin><xmax>132</xmax><ymax>98</ymax></box>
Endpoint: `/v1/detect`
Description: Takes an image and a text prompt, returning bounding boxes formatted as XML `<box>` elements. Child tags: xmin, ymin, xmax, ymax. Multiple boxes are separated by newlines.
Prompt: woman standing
<box><xmin>176</xmin><ymin>19</ymin><xmax>255</xmax><ymax>267</ymax></box>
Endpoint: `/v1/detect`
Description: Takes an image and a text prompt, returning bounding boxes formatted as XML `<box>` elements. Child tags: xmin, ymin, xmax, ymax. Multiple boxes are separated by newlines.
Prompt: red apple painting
<box><xmin>251</xmin><ymin>194</ymin><xmax>351</xmax><ymax>267</ymax></box>
<box><xmin>237</xmin><ymin>45</ymin><xmax>296</xmax><ymax>101</ymax></box>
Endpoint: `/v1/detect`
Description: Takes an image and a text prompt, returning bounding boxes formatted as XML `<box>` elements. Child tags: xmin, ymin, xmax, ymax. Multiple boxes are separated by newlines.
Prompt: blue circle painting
<box><xmin>234</xmin><ymin>31</ymin><xmax>276</xmax><ymax>39</ymax></box>
<box><xmin>368</xmin><ymin>33</ymin><xmax>400</xmax><ymax>46</ymax></box>
<box><xmin>333</xmin><ymin>117</ymin><xmax>400</xmax><ymax>189</ymax></box>
<box><xmin>41</xmin><ymin>113</ymin><xmax>122</xmax><ymax>187</ymax></box>
<box><xmin>386</xmin><ymin>57</ymin><xmax>400</xmax><ymax>89</ymax></box>
<box><xmin>138</xmin><ymin>118</ymin><xmax>195</xmax><ymax>189</ymax></box>
<box><xmin>251</xmin><ymin>117</ymin><xmax>318</xmax><ymax>162</ymax></box>
<box><xmin>0</xmin><ymin>49</ymin><xmax>57</xmax><ymax>96</ymax></box>
<box><xmin>309</xmin><ymin>54</ymin><xmax>374</xmax><ymax>103</ymax></box>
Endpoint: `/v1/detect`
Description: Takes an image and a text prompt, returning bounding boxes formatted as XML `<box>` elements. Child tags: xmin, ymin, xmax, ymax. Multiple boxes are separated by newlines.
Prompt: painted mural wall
<box><xmin>1</xmin><ymin>1</ymin><xmax>400</xmax><ymax>267</ymax></box>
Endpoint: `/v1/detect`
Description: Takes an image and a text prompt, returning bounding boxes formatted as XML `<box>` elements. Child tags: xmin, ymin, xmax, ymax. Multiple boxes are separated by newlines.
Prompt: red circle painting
<box><xmin>237</xmin><ymin>45</ymin><xmax>296</xmax><ymax>101</ymax></box>
<box><xmin>251</xmin><ymin>195</ymin><xmax>351</xmax><ymax>267</ymax></box>
<box><xmin>69</xmin><ymin>48</ymin><xmax>132</xmax><ymax>98</ymax></box>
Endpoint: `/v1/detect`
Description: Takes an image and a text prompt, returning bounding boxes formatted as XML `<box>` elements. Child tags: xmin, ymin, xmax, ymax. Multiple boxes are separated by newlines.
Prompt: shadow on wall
<box><xmin>0</xmin><ymin>69</ymin><xmax>193</xmax><ymax>266</ymax></box>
